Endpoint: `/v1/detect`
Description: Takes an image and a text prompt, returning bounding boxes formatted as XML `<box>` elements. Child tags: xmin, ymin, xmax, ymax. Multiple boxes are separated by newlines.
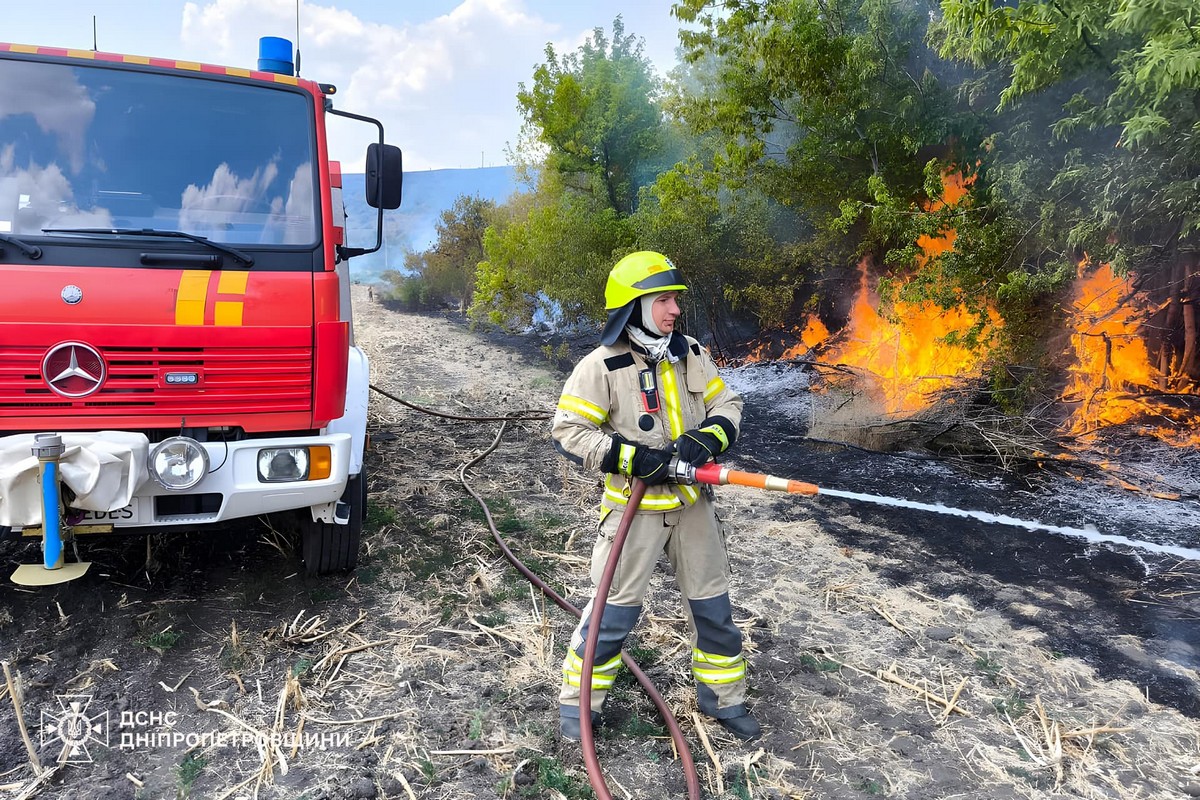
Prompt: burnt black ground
<box><xmin>485</xmin><ymin>314</ymin><xmax>1200</xmax><ymax>719</ymax></box>
<box><xmin>734</xmin><ymin>402</ymin><xmax>1200</xmax><ymax>719</ymax></box>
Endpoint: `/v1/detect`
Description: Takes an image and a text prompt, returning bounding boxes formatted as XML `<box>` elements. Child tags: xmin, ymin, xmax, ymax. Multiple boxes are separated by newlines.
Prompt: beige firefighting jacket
<box><xmin>552</xmin><ymin>334</ymin><xmax>743</xmax><ymax>513</ymax></box>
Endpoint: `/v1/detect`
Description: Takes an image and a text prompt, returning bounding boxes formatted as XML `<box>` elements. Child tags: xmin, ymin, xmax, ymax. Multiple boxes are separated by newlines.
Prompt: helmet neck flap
<box><xmin>599</xmin><ymin>251</ymin><xmax>687</xmax><ymax>346</ymax></box>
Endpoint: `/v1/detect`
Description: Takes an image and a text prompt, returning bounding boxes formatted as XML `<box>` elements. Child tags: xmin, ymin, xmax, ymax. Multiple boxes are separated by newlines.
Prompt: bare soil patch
<box><xmin>1</xmin><ymin>284</ymin><xmax>1198</xmax><ymax>800</ymax></box>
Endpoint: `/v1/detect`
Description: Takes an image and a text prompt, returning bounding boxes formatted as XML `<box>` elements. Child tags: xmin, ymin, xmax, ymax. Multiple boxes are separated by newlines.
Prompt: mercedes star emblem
<box><xmin>61</xmin><ymin>285</ymin><xmax>83</xmax><ymax>304</ymax></box>
<box><xmin>42</xmin><ymin>343</ymin><xmax>107</xmax><ymax>398</ymax></box>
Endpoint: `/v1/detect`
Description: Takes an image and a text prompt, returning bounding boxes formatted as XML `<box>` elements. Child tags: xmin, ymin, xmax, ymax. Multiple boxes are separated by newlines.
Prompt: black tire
<box><xmin>301</xmin><ymin>469</ymin><xmax>365</xmax><ymax>576</ymax></box>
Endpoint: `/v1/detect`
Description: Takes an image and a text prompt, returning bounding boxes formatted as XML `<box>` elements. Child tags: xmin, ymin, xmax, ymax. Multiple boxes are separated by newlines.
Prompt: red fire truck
<box><xmin>0</xmin><ymin>37</ymin><xmax>401</xmax><ymax>583</ymax></box>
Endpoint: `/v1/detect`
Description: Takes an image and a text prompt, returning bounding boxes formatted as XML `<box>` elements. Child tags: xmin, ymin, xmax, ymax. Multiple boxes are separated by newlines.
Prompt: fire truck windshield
<box><xmin>0</xmin><ymin>57</ymin><xmax>318</xmax><ymax>247</ymax></box>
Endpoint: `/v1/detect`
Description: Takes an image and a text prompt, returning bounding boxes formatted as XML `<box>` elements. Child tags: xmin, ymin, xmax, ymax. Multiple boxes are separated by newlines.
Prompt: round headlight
<box><xmin>149</xmin><ymin>436</ymin><xmax>209</xmax><ymax>490</ymax></box>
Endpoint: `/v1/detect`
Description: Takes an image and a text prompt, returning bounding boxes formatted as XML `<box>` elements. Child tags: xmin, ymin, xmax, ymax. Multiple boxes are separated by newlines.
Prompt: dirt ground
<box><xmin>1</xmin><ymin>284</ymin><xmax>1198</xmax><ymax>800</ymax></box>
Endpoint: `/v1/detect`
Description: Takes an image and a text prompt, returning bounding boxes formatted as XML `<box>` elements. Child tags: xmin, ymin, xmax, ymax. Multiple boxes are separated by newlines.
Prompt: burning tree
<box><xmin>937</xmin><ymin>0</ymin><xmax>1200</xmax><ymax>436</ymax></box>
<box><xmin>669</xmin><ymin>0</ymin><xmax>1008</xmax><ymax>389</ymax></box>
<box><xmin>1065</xmin><ymin>260</ymin><xmax>1200</xmax><ymax>446</ymax></box>
<box><xmin>669</xmin><ymin>0</ymin><xmax>1198</xmax><ymax>449</ymax></box>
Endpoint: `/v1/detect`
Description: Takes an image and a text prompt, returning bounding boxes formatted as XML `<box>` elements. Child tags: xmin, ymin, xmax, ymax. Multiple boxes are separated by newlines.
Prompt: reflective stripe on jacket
<box><xmin>552</xmin><ymin>334</ymin><xmax>743</xmax><ymax>513</ymax></box>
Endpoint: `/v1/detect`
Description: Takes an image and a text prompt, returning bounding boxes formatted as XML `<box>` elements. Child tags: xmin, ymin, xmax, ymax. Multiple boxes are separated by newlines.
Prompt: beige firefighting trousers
<box><xmin>559</xmin><ymin>492</ymin><xmax>748</xmax><ymax>720</ymax></box>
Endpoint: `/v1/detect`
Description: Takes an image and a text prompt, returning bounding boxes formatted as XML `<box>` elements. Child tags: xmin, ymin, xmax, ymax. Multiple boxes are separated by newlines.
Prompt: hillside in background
<box><xmin>342</xmin><ymin>165</ymin><xmax>520</xmax><ymax>283</ymax></box>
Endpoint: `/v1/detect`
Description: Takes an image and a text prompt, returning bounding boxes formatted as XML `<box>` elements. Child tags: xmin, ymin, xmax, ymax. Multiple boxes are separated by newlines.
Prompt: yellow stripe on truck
<box><xmin>214</xmin><ymin>301</ymin><xmax>243</xmax><ymax>326</ymax></box>
<box><xmin>215</xmin><ymin>271</ymin><xmax>249</xmax><ymax>326</ymax></box>
<box><xmin>176</xmin><ymin>270</ymin><xmax>248</xmax><ymax>326</ymax></box>
<box><xmin>175</xmin><ymin>270</ymin><xmax>211</xmax><ymax>326</ymax></box>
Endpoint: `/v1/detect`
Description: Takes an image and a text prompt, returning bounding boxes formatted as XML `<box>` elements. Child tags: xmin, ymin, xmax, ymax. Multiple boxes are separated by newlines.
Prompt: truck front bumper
<box><xmin>2</xmin><ymin>431</ymin><xmax>353</xmax><ymax>530</ymax></box>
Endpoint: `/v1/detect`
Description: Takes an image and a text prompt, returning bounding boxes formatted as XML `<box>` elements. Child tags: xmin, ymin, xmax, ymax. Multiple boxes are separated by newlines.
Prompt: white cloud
<box><xmin>180</xmin><ymin>0</ymin><xmax>559</xmax><ymax>170</ymax></box>
<box><xmin>181</xmin><ymin>0</ymin><xmax>294</xmax><ymax>56</ymax></box>
<box><xmin>0</xmin><ymin>62</ymin><xmax>96</xmax><ymax>174</ymax></box>
<box><xmin>0</xmin><ymin>148</ymin><xmax>113</xmax><ymax>234</ymax></box>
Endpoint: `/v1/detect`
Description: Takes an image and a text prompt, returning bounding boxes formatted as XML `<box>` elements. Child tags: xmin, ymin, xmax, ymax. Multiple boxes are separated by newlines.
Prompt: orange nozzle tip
<box><xmin>788</xmin><ymin>481</ymin><xmax>819</xmax><ymax>495</ymax></box>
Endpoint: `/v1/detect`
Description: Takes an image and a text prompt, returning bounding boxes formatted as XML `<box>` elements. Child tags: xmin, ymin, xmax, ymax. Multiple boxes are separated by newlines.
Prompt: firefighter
<box><xmin>551</xmin><ymin>251</ymin><xmax>761</xmax><ymax>742</ymax></box>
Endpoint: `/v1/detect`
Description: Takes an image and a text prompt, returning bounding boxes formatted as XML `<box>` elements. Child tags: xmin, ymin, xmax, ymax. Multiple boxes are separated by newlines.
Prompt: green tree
<box><xmin>668</xmin><ymin>0</ymin><xmax>1027</xmax><ymax>355</ymax></box>
<box><xmin>631</xmin><ymin>152</ymin><xmax>796</xmax><ymax>354</ymax></box>
<box><xmin>517</xmin><ymin>17</ymin><xmax>665</xmax><ymax>215</ymax></box>
<box><xmin>473</xmin><ymin>18</ymin><xmax>666</xmax><ymax>330</ymax></box>
<box><xmin>937</xmin><ymin>0</ymin><xmax>1200</xmax><ymax>385</ymax></box>
<box><xmin>471</xmin><ymin>170</ymin><xmax>631</xmax><ymax>328</ymax></box>
<box><xmin>673</xmin><ymin>0</ymin><xmax>984</xmax><ymax>261</ymax></box>
<box><xmin>426</xmin><ymin>195</ymin><xmax>495</xmax><ymax>311</ymax></box>
<box><xmin>383</xmin><ymin>195</ymin><xmax>494</xmax><ymax>311</ymax></box>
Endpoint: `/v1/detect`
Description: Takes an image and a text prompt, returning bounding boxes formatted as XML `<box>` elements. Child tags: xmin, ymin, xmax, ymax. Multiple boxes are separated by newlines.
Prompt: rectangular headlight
<box><xmin>257</xmin><ymin>448</ymin><xmax>309</xmax><ymax>482</ymax></box>
<box><xmin>256</xmin><ymin>446</ymin><xmax>332</xmax><ymax>482</ymax></box>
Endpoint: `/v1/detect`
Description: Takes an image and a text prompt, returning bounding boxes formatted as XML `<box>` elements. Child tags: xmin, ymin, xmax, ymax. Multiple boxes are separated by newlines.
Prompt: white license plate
<box><xmin>78</xmin><ymin>498</ymin><xmax>140</xmax><ymax>524</ymax></box>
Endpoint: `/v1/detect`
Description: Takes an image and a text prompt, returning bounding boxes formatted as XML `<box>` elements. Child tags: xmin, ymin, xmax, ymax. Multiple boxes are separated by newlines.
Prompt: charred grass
<box><xmin>1</xmin><ymin>295</ymin><xmax>1198</xmax><ymax>800</ymax></box>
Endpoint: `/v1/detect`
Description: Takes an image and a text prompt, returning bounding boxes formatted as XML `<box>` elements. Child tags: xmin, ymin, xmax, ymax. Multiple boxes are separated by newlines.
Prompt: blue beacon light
<box><xmin>257</xmin><ymin>36</ymin><xmax>295</xmax><ymax>76</ymax></box>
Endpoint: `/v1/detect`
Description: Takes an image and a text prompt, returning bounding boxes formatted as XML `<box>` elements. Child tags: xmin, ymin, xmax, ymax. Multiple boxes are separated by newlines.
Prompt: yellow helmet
<box><xmin>600</xmin><ymin>251</ymin><xmax>687</xmax><ymax>345</ymax></box>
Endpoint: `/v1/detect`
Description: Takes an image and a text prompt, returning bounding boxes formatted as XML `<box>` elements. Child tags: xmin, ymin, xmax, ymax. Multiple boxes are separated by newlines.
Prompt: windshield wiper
<box><xmin>0</xmin><ymin>233</ymin><xmax>43</xmax><ymax>259</ymax></box>
<box><xmin>43</xmin><ymin>227</ymin><xmax>254</xmax><ymax>267</ymax></box>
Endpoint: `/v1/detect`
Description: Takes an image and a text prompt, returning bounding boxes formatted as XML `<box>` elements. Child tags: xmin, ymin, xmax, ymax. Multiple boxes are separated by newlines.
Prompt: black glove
<box><xmin>602</xmin><ymin>436</ymin><xmax>673</xmax><ymax>485</ymax></box>
<box><xmin>675</xmin><ymin>416</ymin><xmax>736</xmax><ymax>466</ymax></box>
<box><xmin>630</xmin><ymin>446</ymin><xmax>673</xmax><ymax>485</ymax></box>
<box><xmin>675</xmin><ymin>429</ymin><xmax>724</xmax><ymax>466</ymax></box>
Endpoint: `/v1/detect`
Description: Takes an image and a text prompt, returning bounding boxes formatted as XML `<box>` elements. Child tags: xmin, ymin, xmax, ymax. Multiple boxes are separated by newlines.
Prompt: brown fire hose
<box><xmin>455</xmin><ymin>423</ymin><xmax>701</xmax><ymax>800</ymax></box>
<box><xmin>577</xmin><ymin>478</ymin><xmax>701</xmax><ymax>800</ymax></box>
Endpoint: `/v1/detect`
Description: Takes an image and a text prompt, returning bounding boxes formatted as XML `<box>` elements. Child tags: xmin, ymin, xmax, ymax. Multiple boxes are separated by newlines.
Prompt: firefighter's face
<box><xmin>650</xmin><ymin>291</ymin><xmax>681</xmax><ymax>333</ymax></box>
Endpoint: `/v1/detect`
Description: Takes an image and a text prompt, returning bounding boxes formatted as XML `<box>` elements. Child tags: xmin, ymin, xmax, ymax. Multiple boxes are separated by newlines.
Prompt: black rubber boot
<box><xmin>717</xmin><ymin>712</ymin><xmax>762</xmax><ymax>741</ymax></box>
<box><xmin>559</xmin><ymin>711</ymin><xmax>602</xmax><ymax>741</ymax></box>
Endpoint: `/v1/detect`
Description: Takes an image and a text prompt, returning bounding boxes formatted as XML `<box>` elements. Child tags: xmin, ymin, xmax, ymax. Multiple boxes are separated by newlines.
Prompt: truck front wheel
<box><xmin>301</xmin><ymin>470</ymin><xmax>365</xmax><ymax>575</ymax></box>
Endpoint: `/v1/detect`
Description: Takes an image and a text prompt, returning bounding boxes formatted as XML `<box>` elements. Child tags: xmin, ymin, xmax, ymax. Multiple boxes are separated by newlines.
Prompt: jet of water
<box><xmin>819</xmin><ymin>488</ymin><xmax>1200</xmax><ymax>561</ymax></box>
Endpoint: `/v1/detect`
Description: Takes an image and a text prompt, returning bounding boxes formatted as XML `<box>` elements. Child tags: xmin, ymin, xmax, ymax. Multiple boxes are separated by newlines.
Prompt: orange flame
<box><xmin>741</xmin><ymin>317</ymin><xmax>830</xmax><ymax>362</ymax></box>
<box><xmin>738</xmin><ymin>169</ymin><xmax>1001</xmax><ymax>414</ymax></box>
<box><xmin>738</xmin><ymin>168</ymin><xmax>1198</xmax><ymax>447</ymax></box>
<box><xmin>823</xmin><ymin>266</ymin><xmax>1000</xmax><ymax>413</ymax></box>
<box><xmin>823</xmin><ymin>170</ymin><xmax>998</xmax><ymax>413</ymax></box>
<box><xmin>1064</xmin><ymin>262</ymin><xmax>1198</xmax><ymax>445</ymax></box>
<box><xmin>777</xmin><ymin>317</ymin><xmax>830</xmax><ymax>360</ymax></box>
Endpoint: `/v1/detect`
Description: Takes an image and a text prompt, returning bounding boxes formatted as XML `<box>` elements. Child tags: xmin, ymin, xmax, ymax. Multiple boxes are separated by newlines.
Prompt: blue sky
<box><xmin>4</xmin><ymin>1</ymin><xmax>684</xmax><ymax>171</ymax></box>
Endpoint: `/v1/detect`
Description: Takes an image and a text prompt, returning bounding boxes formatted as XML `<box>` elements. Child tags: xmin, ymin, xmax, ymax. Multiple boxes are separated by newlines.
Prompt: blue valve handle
<box><xmin>41</xmin><ymin>459</ymin><xmax>63</xmax><ymax>569</ymax></box>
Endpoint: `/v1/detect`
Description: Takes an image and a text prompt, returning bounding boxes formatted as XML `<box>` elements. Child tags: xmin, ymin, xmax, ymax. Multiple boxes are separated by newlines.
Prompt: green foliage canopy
<box><xmin>673</xmin><ymin>0</ymin><xmax>985</xmax><ymax>264</ymax></box>
<box><xmin>471</xmin><ymin>170</ymin><xmax>632</xmax><ymax>328</ymax></box>
<box><xmin>937</xmin><ymin>0</ymin><xmax>1200</xmax><ymax>269</ymax></box>
<box><xmin>516</xmin><ymin>17</ymin><xmax>665</xmax><ymax>215</ymax></box>
<box><xmin>472</xmin><ymin>19</ymin><xmax>663</xmax><ymax>329</ymax></box>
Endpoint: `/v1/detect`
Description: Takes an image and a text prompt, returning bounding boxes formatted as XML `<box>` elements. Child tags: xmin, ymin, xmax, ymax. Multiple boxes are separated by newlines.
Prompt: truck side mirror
<box><xmin>365</xmin><ymin>143</ymin><xmax>403</xmax><ymax>210</ymax></box>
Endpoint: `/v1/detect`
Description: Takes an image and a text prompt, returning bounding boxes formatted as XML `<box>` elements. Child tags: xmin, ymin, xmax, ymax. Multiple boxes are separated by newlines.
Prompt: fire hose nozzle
<box><xmin>666</xmin><ymin>458</ymin><xmax>819</xmax><ymax>495</ymax></box>
<box><xmin>667</xmin><ymin>458</ymin><xmax>698</xmax><ymax>485</ymax></box>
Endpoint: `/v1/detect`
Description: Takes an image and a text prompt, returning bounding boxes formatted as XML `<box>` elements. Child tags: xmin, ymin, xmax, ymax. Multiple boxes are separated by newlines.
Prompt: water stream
<box><xmin>817</xmin><ymin>488</ymin><xmax>1200</xmax><ymax>562</ymax></box>
<box><xmin>697</xmin><ymin>360</ymin><xmax>1200</xmax><ymax>716</ymax></box>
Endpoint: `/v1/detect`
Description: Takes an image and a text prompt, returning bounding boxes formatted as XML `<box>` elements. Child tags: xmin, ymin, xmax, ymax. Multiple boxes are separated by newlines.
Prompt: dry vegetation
<box><xmin>0</xmin><ymin>285</ymin><xmax>1198</xmax><ymax>800</ymax></box>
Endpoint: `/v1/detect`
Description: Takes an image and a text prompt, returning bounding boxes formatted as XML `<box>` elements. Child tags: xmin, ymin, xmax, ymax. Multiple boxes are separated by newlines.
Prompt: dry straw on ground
<box><xmin>0</xmin><ymin>286</ymin><xmax>1195</xmax><ymax>799</ymax></box>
